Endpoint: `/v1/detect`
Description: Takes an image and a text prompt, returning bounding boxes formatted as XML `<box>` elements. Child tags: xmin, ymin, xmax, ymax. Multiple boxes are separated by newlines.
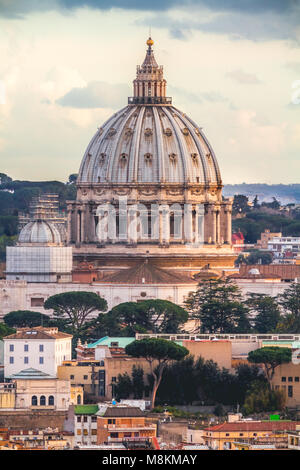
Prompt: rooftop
<box><xmin>88</xmin><ymin>336</ymin><xmax>135</xmax><ymax>349</ymax></box>
<box><xmin>102</xmin><ymin>407</ymin><xmax>145</xmax><ymax>418</ymax></box>
<box><xmin>74</xmin><ymin>405</ymin><xmax>99</xmax><ymax>415</ymax></box>
<box><xmin>205</xmin><ymin>421</ymin><xmax>300</xmax><ymax>432</ymax></box>
<box><xmin>4</xmin><ymin>326</ymin><xmax>72</xmax><ymax>341</ymax></box>
<box><xmin>101</xmin><ymin>261</ymin><xmax>194</xmax><ymax>285</ymax></box>
<box><xmin>9</xmin><ymin>368</ymin><xmax>55</xmax><ymax>380</ymax></box>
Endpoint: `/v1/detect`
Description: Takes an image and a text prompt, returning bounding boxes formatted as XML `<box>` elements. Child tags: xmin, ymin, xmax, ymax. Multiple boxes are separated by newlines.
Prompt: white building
<box><xmin>74</xmin><ymin>404</ymin><xmax>99</xmax><ymax>446</ymax></box>
<box><xmin>6</xmin><ymin>219</ymin><xmax>72</xmax><ymax>283</ymax></box>
<box><xmin>268</xmin><ymin>236</ymin><xmax>300</xmax><ymax>260</ymax></box>
<box><xmin>3</xmin><ymin>326</ymin><xmax>72</xmax><ymax>379</ymax></box>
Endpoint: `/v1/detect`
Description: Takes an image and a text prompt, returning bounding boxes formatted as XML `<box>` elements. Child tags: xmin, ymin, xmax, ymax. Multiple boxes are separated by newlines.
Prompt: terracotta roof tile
<box><xmin>101</xmin><ymin>261</ymin><xmax>194</xmax><ymax>285</ymax></box>
<box><xmin>204</xmin><ymin>421</ymin><xmax>300</xmax><ymax>432</ymax></box>
<box><xmin>4</xmin><ymin>326</ymin><xmax>72</xmax><ymax>340</ymax></box>
<box><xmin>102</xmin><ymin>407</ymin><xmax>145</xmax><ymax>418</ymax></box>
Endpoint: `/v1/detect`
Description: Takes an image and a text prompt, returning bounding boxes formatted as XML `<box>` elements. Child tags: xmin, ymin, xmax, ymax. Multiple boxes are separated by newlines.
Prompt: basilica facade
<box><xmin>67</xmin><ymin>38</ymin><xmax>235</xmax><ymax>281</ymax></box>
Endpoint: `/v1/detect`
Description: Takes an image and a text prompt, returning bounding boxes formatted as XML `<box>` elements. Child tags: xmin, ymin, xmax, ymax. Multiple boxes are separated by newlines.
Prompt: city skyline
<box><xmin>0</xmin><ymin>0</ymin><xmax>299</xmax><ymax>184</ymax></box>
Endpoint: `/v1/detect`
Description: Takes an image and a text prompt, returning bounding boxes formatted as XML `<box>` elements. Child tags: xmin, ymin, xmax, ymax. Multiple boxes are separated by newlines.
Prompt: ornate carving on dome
<box><xmin>98</xmin><ymin>127</ymin><xmax>103</xmax><ymax>136</ymax></box>
<box><xmin>169</xmin><ymin>153</ymin><xmax>177</xmax><ymax>163</ymax></box>
<box><xmin>119</xmin><ymin>153</ymin><xmax>128</xmax><ymax>165</ymax></box>
<box><xmin>124</xmin><ymin>127</ymin><xmax>133</xmax><ymax>138</ymax></box>
<box><xmin>164</xmin><ymin>128</ymin><xmax>172</xmax><ymax>136</ymax></box>
<box><xmin>144</xmin><ymin>128</ymin><xmax>153</xmax><ymax>137</ymax></box>
<box><xmin>206</xmin><ymin>152</ymin><xmax>211</xmax><ymax>160</ymax></box>
<box><xmin>99</xmin><ymin>153</ymin><xmax>106</xmax><ymax>164</ymax></box>
<box><xmin>182</xmin><ymin>127</ymin><xmax>189</xmax><ymax>136</ymax></box>
<box><xmin>81</xmin><ymin>189</ymin><xmax>88</xmax><ymax>196</ymax></box>
<box><xmin>107</xmin><ymin>128</ymin><xmax>117</xmax><ymax>138</ymax></box>
<box><xmin>144</xmin><ymin>153</ymin><xmax>153</xmax><ymax>163</ymax></box>
<box><xmin>195</xmin><ymin>128</ymin><xmax>201</xmax><ymax>135</ymax></box>
<box><xmin>191</xmin><ymin>153</ymin><xmax>198</xmax><ymax>162</ymax></box>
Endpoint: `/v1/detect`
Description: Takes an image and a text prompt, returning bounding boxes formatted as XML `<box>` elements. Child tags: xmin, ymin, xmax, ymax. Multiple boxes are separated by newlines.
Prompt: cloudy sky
<box><xmin>0</xmin><ymin>0</ymin><xmax>299</xmax><ymax>184</ymax></box>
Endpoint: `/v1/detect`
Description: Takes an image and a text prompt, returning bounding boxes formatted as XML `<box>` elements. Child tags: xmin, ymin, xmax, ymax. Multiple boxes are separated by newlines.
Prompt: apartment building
<box><xmin>3</xmin><ymin>326</ymin><xmax>72</xmax><ymax>378</ymax></box>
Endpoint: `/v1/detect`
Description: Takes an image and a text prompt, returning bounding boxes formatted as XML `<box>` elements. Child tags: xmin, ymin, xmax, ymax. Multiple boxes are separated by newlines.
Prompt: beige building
<box><xmin>11</xmin><ymin>368</ymin><xmax>71</xmax><ymax>411</ymax></box>
<box><xmin>256</xmin><ymin>229</ymin><xmax>282</xmax><ymax>250</ymax></box>
<box><xmin>271</xmin><ymin>362</ymin><xmax>300</xmax><ymax>408</ymax></box>
<box><xmin>0</xmin><ymin>368</ymin><xmax>72</xmax><ymax>411</ymax></box>
<box><xmin>58</xmin><ymin>338</ymin><xmax>233</xmax><ymax>400</ymax></box>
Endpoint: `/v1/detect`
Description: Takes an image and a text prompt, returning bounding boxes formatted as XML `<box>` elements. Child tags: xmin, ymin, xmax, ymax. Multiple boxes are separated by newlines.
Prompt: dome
<box><xmin>77</xmin><ymin>104</ymin><xmax>221</xmax><ymax>185</ymax></box>
<box><xmin>18</xmin><ymin>220</ymin><xmax>62</xmax><ymax>245</ymax></box>
<box><xmin>68</xmin><ymin>38</ymin><xmax>234</xmax><ymax>265</ymax></box>
<box><xmin>248</xmin><ymin>268</ymin><xmax>261</xmax><ymax>276</ymax></box>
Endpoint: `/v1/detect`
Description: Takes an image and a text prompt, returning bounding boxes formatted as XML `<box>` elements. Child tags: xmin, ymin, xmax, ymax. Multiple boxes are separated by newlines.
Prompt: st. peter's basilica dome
<box><xmin>68</xmin><ymin>38</ymin><xmax>235</xmax><ymax>278</ymax></box>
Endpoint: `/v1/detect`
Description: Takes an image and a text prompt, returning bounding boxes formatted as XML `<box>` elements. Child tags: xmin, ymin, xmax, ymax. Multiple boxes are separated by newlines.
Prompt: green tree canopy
<box><xmin>246</xmin><ymin>294</ymin><xmax>281</xmax><ymax>333</ymax></box>
<box><xmin>0</xmin><ymin>173</ymin><xmax>12</xmax><ymax>185</ymax></box>
<box><xmin>232</xmin><ymin>194</ymin><xmax>250</xmax><ymax>216</ymax></box>
<box><xmin>243</xmin><ymin>380</ymin><xmax>286</xmax><ymax>415</ymax></box>
<box><xmin>277</xmin><ymin>283</ymin><xmax>300</xmax><ymax>332</ymax></box>
<box><xmin>246</xmin><ymin>250</ymin><xmax>273</xmax><ymax>265</ymax></box>
<box><xmin>44</xmin><ymin>291</ymin><xmax>107</xmax><ymax>337</ymax></box>
<box><xmin>185</xmin><ymin>278</ymin><xmax>251</xmax><ymax>334</ymax></box>
<box><xmin>0</xmin><ymin>322</ymin><xmax>15</xmax><ymax>340</ymax></box>
<box><xmin>4</xmin><ymin>310</ymin><xmax>51</xmax><ymax>328</ymax></box>
<box><xmin>248</xmin><ymin>347</ymin><xmax>292</xmax><ymax>384</ymax></box>
<box><xmin>97</xmin><ymin>299</ymin><xmax>188</xmax><ymax>337</ymax></box>
<box><xmin>125</xmin><ymin>338</ymin><xmax>189</xmax><ymax>409</ymax></box>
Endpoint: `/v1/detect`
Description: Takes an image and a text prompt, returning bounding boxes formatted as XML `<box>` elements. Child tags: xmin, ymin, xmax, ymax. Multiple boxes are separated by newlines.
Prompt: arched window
<box><xmin>40</xmin><ymin>395</ymin><xmax>46</xmax><ymax>406</ymax></box>
<box><xmin>77</xmin><ymin>394</ymin><xmax>81</xmax><ymax>405</ymax></box>
<box><xmin>48</xmin><ymin>395</ymin><xmax>54</xmax><ymax>406</ymax></box>
<box><xmin>31</xmin><ymin>396</ymin><xmax>37</xmax><ymax>406</ymax></box>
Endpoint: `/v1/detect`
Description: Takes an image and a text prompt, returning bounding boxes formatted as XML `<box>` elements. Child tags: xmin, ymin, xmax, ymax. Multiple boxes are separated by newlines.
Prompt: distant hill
<box><xmin>223</xmin><ymin>184</ymin><xmax>300</xmax><ymax>205</ymax></box>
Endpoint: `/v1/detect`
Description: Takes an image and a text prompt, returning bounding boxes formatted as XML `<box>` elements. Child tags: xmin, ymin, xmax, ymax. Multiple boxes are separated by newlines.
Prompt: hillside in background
<box><xmin>223</xmin><ymin>184</ymin><xmax>300</xmax><ymax>204</ymax></box>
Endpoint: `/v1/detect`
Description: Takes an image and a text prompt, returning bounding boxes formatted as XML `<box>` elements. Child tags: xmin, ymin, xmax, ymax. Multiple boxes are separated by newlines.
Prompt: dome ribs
<box><xmin>163</xmin><ymin>107</ymin><xmax>187</xmax><ymax>184</ymax></box>
<box><xmin>153</xmin><ymin>106</ymin><xmax>165</xmax><ymax>183</ymax></box>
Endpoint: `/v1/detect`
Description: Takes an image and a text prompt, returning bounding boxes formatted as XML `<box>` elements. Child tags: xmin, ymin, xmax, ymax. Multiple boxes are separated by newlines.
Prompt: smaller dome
<box><xmin>248</xmin><ymin>268</ymin><xmax>261</xmax><ymax>276</ymax></box>
<box><xmin>18</xmin><ymin>220</ymin><xmax>62</xmax><ymax>245</ymax></box>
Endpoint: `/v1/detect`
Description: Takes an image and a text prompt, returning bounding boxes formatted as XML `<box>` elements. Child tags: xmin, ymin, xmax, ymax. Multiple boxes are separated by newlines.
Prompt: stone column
<box><xmin>184</xmin><ymin>204</ymin><xmax>193</xmax><ymax>243</ymax></box>
<box><xmin>197</xmin><ymin>204</ymin><xmax>205</xmax><ymax>244</ymax></box>
<box><xmin>151</xmin><ymin>81</ymin><xmax>154</xmax><ymax>97</ymax></box>
<box><xmin>128</xmin><ymin>205</ymin><xmax>137</xmax><ymax>245</ymax></box>
<box><xmin>80</xmin><ymin>206</ymin><xmax>85</xmax><ymax>243</ymax></box>
<box><xmin>90</xmin><ymin>206</ymin><xmax>97</xmax><ymax>242</ymax></box>
<box><xmin>138</xmin><ymin>82</ymin><xmax>143</xmax><ymax>97</ymax></box>
<box><xmin>66</xmin><ymin>205</ymin><xmax>72</xmax><ymax>244</ymax></box>
<box><xmin>226</xmin><ymin>207</ymin><xmax>232</xmax><ymax>244</ymax></box>
<box><xmin>159</xmin><ymin>207</ymin><xmax>163</xmax><ymax>245</ymax></box>
<box><xmin>211</xmin><ymin>206</ymin><xmax>217</xmax><ymax>244</ymax></box>
<box><xmin>76</xmin><ymin>210</ymin><xmax>81</xmax><ymax>246</ymax></box>
<box><xmin>194</xmin><ymin>205</ymin><xmax>199</xmax><ymax>245</ymax></box>
<box><xmin>161</xmin><ymin>204</ymin><xmax>170</xmax><ymax>244</ymax></box>
<box><xmin>216</xmin><ymin>207</ymin><xmax>221</xmax><ymax>245</ymax></box>
<box><xmin>96</xmin><ymin>207</ymin><xmax>108</xmax><ymax>244</ymax></box>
